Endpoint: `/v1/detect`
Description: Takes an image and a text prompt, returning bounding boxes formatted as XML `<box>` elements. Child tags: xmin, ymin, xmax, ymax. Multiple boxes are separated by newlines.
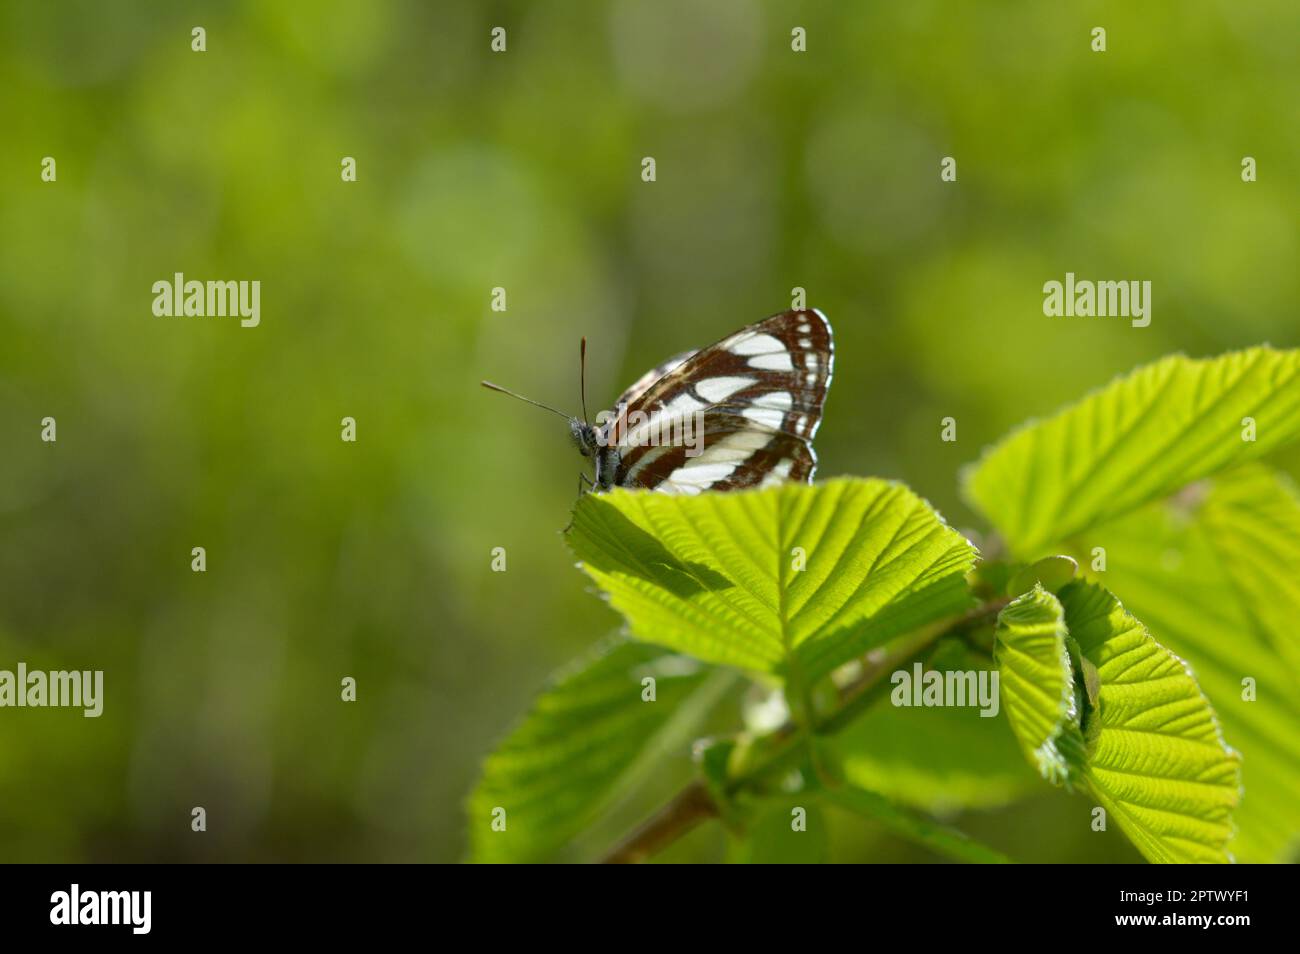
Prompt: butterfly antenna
<box><xmin>480</xmin><ymin>380</ymin><xmax>572</xmax><ymax>420</ymax></box>
<box><xmin>579</xmin><ymin>337</ymin><xmax>590</xmax><ymax>425</ymax></box>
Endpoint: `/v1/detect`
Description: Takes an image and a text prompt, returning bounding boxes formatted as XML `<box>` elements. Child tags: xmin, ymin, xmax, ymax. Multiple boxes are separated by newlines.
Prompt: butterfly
<box><xmin>482</xmin><ymin>309</ymin><xmax>833</xmax><ymax>497</ymax></box>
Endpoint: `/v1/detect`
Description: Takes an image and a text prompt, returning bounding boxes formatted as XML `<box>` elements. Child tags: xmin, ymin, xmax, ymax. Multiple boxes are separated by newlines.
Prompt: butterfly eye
<box><xmin>570</xmin><ymin>422</ymin><xmax>593</xmax><ymax>456</ymax></box>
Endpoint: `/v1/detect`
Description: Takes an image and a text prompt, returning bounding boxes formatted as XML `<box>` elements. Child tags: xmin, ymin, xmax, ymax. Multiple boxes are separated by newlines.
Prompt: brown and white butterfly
<box><xmin>482</xmin><ymin>309</ymin><xmax>833</xmax><ymax>496</ymax></box>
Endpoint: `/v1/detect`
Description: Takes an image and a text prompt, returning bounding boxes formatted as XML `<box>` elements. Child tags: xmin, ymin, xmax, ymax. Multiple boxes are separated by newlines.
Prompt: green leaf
<box><xmin>467</xmin><ymin>637</ymin><xmax>732</xmax><ymax>863</ymax></box>
<box><xmin>993</xmin><ymin>585</ymin><xmax>1085</xmax><ymax>786</ymax></box>
<box><xmin>831</xmin><ymin>635</ymin><xmax>1038</xmax><ymax>811</ymax></box>
<box><xmin>567</xmin><ymin>478</ymin><xmax>978</xmax><ymax>682</ymax></box>
<box><xmin>1081</xmin><ymin>465</ymin><xmax>1300</xmax><ymax>861</ymax></box>
<box><xmin>1199</xmin><ymin>465</ymin><xmax>1300</xmax><ymax>673</ymax></box>
<box><xmin>964</xmin><ymin>348</ymin><xmax>1300</xmax><ymax>555</ymax></box>
<box><xmin>1006</xmin><ymin>554</ymin><xmax>1077</xmax><ymax>597</ymax></box>
<box><xmin>834</xmin><ymin>699</ymin><xmax>1038</xmax><ymax>812</ymax></box>
<box><xmin>1058</xmin><ymin>580</ymin><xmax>1241</xmax><ymax>864</ymax></box>
<box><xmin>823</xmin><ymin>785</ymin><xmax>1013</xmax><ymax>863</ymax></box>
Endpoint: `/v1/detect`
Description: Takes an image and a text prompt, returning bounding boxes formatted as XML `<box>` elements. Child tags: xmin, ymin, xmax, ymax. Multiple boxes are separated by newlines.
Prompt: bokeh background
<box><xmin>1</xmin><ymin>0</ymin><xmax>1295</xmax><ymax>862</ymax></box>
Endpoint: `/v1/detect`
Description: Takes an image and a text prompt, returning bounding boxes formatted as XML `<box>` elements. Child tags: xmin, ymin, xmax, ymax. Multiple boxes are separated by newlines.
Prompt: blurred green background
<box><xmin>0</xmin><ymin>0</ymin><xmax>1295</xmax><ymax>862</ymax></box>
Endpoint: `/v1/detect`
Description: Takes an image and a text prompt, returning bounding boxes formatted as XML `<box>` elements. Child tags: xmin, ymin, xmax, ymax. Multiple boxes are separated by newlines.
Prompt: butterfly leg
<box><xmin>561</xmin><ymin>472</ymin><xmax>596</xmax><ymax>533</ymax></box>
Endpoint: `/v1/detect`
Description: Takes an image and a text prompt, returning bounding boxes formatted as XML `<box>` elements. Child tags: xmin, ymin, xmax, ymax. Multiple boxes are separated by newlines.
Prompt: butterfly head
<box><xmin>569</xmin><ymin>418</ymin><xmax>601</xmax><ymax>458</ymax></box>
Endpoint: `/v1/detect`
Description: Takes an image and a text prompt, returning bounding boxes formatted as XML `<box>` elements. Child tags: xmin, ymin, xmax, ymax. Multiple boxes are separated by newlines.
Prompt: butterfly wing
<box><xmin>601</xmin><ymin>309</ymin><xmax>833</xmax><ymax>494</ymax></box>
<box><xmin>613</xmin><ymin>349</ymin><xmax>697</xmax><ymax>410</ymax></box>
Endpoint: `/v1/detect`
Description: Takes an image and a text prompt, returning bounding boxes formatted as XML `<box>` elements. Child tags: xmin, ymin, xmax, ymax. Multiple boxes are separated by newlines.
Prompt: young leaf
<box><xmin>1083</xmin><ymin>465</ymin><xmax>1300</xmax><ymax>862</ymax></box>
<box><xmin>964</xmin><ymin>348</ymin><xmax>1300</xmax><ymax>555</ymax></box>
<box><xmin>567</xmin><ymin>478</ymin><xmax>977</xmax><ymax>681</ymax></box>
<box><xmin>1006</xmin><ymin>554</ymin><xmax>1077</xmax><ymax>597</ymax></box>
<box><xmin>1059</xmin><ymin>580</ymin><xmax>1241</xmax><ymax>864</ymax></box>
<box><xmin>823</xmin><ymin>785</ymin><xmax>1012</xmax><ymax>864</ymax></box>
<box><xmin>993</xmin><ymin>585</ymin><xmax>1085</xmax><ymax>786</ymax></box>
<box><xmin>467</xmin><ymin>637</ymin><xmax>732</xmax><ymax>863</ymax></box>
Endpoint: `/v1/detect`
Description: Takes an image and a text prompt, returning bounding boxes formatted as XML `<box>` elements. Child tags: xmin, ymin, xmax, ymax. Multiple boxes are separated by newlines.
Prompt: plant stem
<box><xmin>600</xmin><ymin>781</ymin><xmax>717</xmax><ymax>864</ymax></box>
<box><xmin>598</xmin><ymin>596</ymin><xmax>1010</xmax><ymax>863</ymax></box>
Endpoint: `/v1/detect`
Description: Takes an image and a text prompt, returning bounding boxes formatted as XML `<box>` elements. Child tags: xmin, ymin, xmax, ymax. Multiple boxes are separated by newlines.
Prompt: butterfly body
<box><xmin>569</xmin><ymin>418</ymin><xmax>621</xmax><ymax>490</ymax></box>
